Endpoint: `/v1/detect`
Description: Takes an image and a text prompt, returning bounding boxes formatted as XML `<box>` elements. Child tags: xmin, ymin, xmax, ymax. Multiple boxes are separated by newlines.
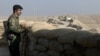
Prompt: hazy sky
<box><xmin>0</xmin><ymin>0</ymin><xmax>100</xmax><ymax>16</ymax></box>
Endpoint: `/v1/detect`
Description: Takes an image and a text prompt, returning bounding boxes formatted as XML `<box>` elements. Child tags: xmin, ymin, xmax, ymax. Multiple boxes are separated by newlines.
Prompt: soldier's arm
<box><xmin>8</xmin><ymin>18</ymin><xmax>25</xmax><ymax>33</ymax></box>
<box><xmin>17</xmin><ymin>24</ymin><xmax>25</xmax><ymax>33</ymax></box>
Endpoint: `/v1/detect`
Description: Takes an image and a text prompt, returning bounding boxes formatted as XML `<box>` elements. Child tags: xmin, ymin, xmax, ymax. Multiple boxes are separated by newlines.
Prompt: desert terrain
<box><xmin>0</xmin><ymin>15</ymin><xmax>100</xmax><ymax>56</ymax></box>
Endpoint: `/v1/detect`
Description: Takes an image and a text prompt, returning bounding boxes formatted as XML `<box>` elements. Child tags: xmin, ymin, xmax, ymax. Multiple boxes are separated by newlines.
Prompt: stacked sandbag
<box><xmin>30</xmin><ymin>21</ymin><xmax>58</xmax><ymax>38</ymax></box>
<box><xmin>75</xmin><ymin>32</ymin><xmax>100</xmax><ymax>48</ymax></box>
<box><xmin>21</xmin><ymin>20</ymin><xmax>100</xmax><ymax>56</ymax></box>
<box><xmin>85</xmin><ymin>48</ymin><xmax>100</xmax><ymax>56</ymax></box>
<box><xmin>21</xmin><ymin>21</ymin><xmax>74</xmax><ymax>56</ymax></box>
<box><xmin>25</xmin><ymin>29</ymin><xmax>77</xmax><ymax>56</ymax></box>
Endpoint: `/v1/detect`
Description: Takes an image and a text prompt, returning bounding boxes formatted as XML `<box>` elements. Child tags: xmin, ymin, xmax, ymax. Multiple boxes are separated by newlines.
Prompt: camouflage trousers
<box><xmin>8</xmin><ymin>33</ymin><xmax>21</xmax><ymax>56</ymax></box>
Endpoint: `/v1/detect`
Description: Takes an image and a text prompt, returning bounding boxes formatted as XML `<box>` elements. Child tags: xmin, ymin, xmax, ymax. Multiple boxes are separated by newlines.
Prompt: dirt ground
<box><xmin>0</xmin><ymin>47</ymin><xmax>9</xmax><ymax>56</ymax></box>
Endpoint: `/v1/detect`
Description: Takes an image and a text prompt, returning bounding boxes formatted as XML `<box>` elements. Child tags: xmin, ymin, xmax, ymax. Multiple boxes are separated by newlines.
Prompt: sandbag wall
<box><xmin>21</xmin><ymin>28</ymin><xmax>100</xmax><ymax>56</ymax></box>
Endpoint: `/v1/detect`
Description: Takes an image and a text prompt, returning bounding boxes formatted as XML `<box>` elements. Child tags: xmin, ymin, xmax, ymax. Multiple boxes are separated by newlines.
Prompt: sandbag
<box><xmin>30</xmin><ymin>51</ymin><xmax>39</xmax><ymax>56</ymax></box>
<box><xmin>64</xmin><ymin>44</ymin><xmax>74</xmax><ymax>50</ymax></box>
<box><xmin>47</xmin><ymin>50</ymin><xmax>60</xmax><ymax>56</ymax></box>
<box><xmin>45</xmin><ymin>29</ymin><xmax>75</xmax><ymax>39</ymax></box>
<box><xmin>30</xmin><ymin>21</ymin><xmax>57</xmax><ymax>38</ymax></box>
<box><xmin>38</xmin><ymin>38</ymin><xmax>49</xmax><ymax>47</ymax></box>
<box><xmin>32</xmin><ymin>28</ymin><xmax>75</xmax><ymax>39</ymax></box>
<box><xmin>75</xmin><ymin>32</ymin><xmax>100</xmax><ymax>47</ymax></box>
<box><xmin>34</xmin><ymin>44</ymin><xmax>47</xmax><ymax>52</ymax></box>
<box><xmin>58</xmin><ymin>31</ymin><xmax>78</xmax><ymax>44</ymax></box>
<box><xmin>48</xmin><ymin>41</ymin><xmax>63</xmax><ymax>52</ymax></box>
<box><xmin>39</xmin><ymin>53</ymin><xmax>49</xmax><ymax>56</ymax></box>
<box><xmin>85</xmin><ymin>48</ymin><xmax>100</xmax><ymax>56</ymax></box>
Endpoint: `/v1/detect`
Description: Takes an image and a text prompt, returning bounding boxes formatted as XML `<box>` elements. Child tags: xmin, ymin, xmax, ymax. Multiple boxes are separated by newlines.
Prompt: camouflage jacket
<box><xmin>7</xmin><ymin>14</ymin><xmax>24</xmax><ymax>34</ymax></box>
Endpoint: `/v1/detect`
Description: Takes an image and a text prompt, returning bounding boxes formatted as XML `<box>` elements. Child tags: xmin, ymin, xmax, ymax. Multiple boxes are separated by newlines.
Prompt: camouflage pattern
<box><xmin>7</xmin><ymin>14</ymin><xmax>25</xmax><ymax>56</ymax></box>
<box><xmin>8</xmin><ymin>14</ymin><xmax>24</xmax><ymax>33</ymax></box>
<box><xmin>7</xmin><ymin>14</ymin><xmax>25</xmax><ymax>44</ymax></box>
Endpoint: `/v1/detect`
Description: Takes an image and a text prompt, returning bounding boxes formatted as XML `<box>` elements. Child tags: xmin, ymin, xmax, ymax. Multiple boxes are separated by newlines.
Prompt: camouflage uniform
<box><xmin>7</xmin><ymin>14</ymin><xmax>25</xmax><ymax>56</ymax></box>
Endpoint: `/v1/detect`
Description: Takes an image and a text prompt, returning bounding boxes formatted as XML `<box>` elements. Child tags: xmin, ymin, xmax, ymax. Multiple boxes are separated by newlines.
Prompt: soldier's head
<box><xmin>13</xmin><ymin>5</ymin><xmax>23</xmax><ymax>16</ymax></box>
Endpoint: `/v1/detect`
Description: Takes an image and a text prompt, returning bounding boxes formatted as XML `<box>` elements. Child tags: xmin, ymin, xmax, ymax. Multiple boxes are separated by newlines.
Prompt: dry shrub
<box><xmin>19</xmin><ymin>20</ymin><xmax>34</xmax><ymax>28</ymax></box>
<box><xmin>31</xmin><ymin>21</ymin><xmax>57</xmax><ymax>32</ymax></box>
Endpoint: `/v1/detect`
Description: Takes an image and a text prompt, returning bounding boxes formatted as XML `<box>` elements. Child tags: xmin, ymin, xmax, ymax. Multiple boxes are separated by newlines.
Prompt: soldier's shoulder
<box><xmin>8</xmin><ymin>14</ymin><xmax>15</xmax><ymax>20</ymax></box>
<box><xmin>9</xmin><ymin>14</ymin><xmax>15</xmax><ymax>18</ymax></box>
